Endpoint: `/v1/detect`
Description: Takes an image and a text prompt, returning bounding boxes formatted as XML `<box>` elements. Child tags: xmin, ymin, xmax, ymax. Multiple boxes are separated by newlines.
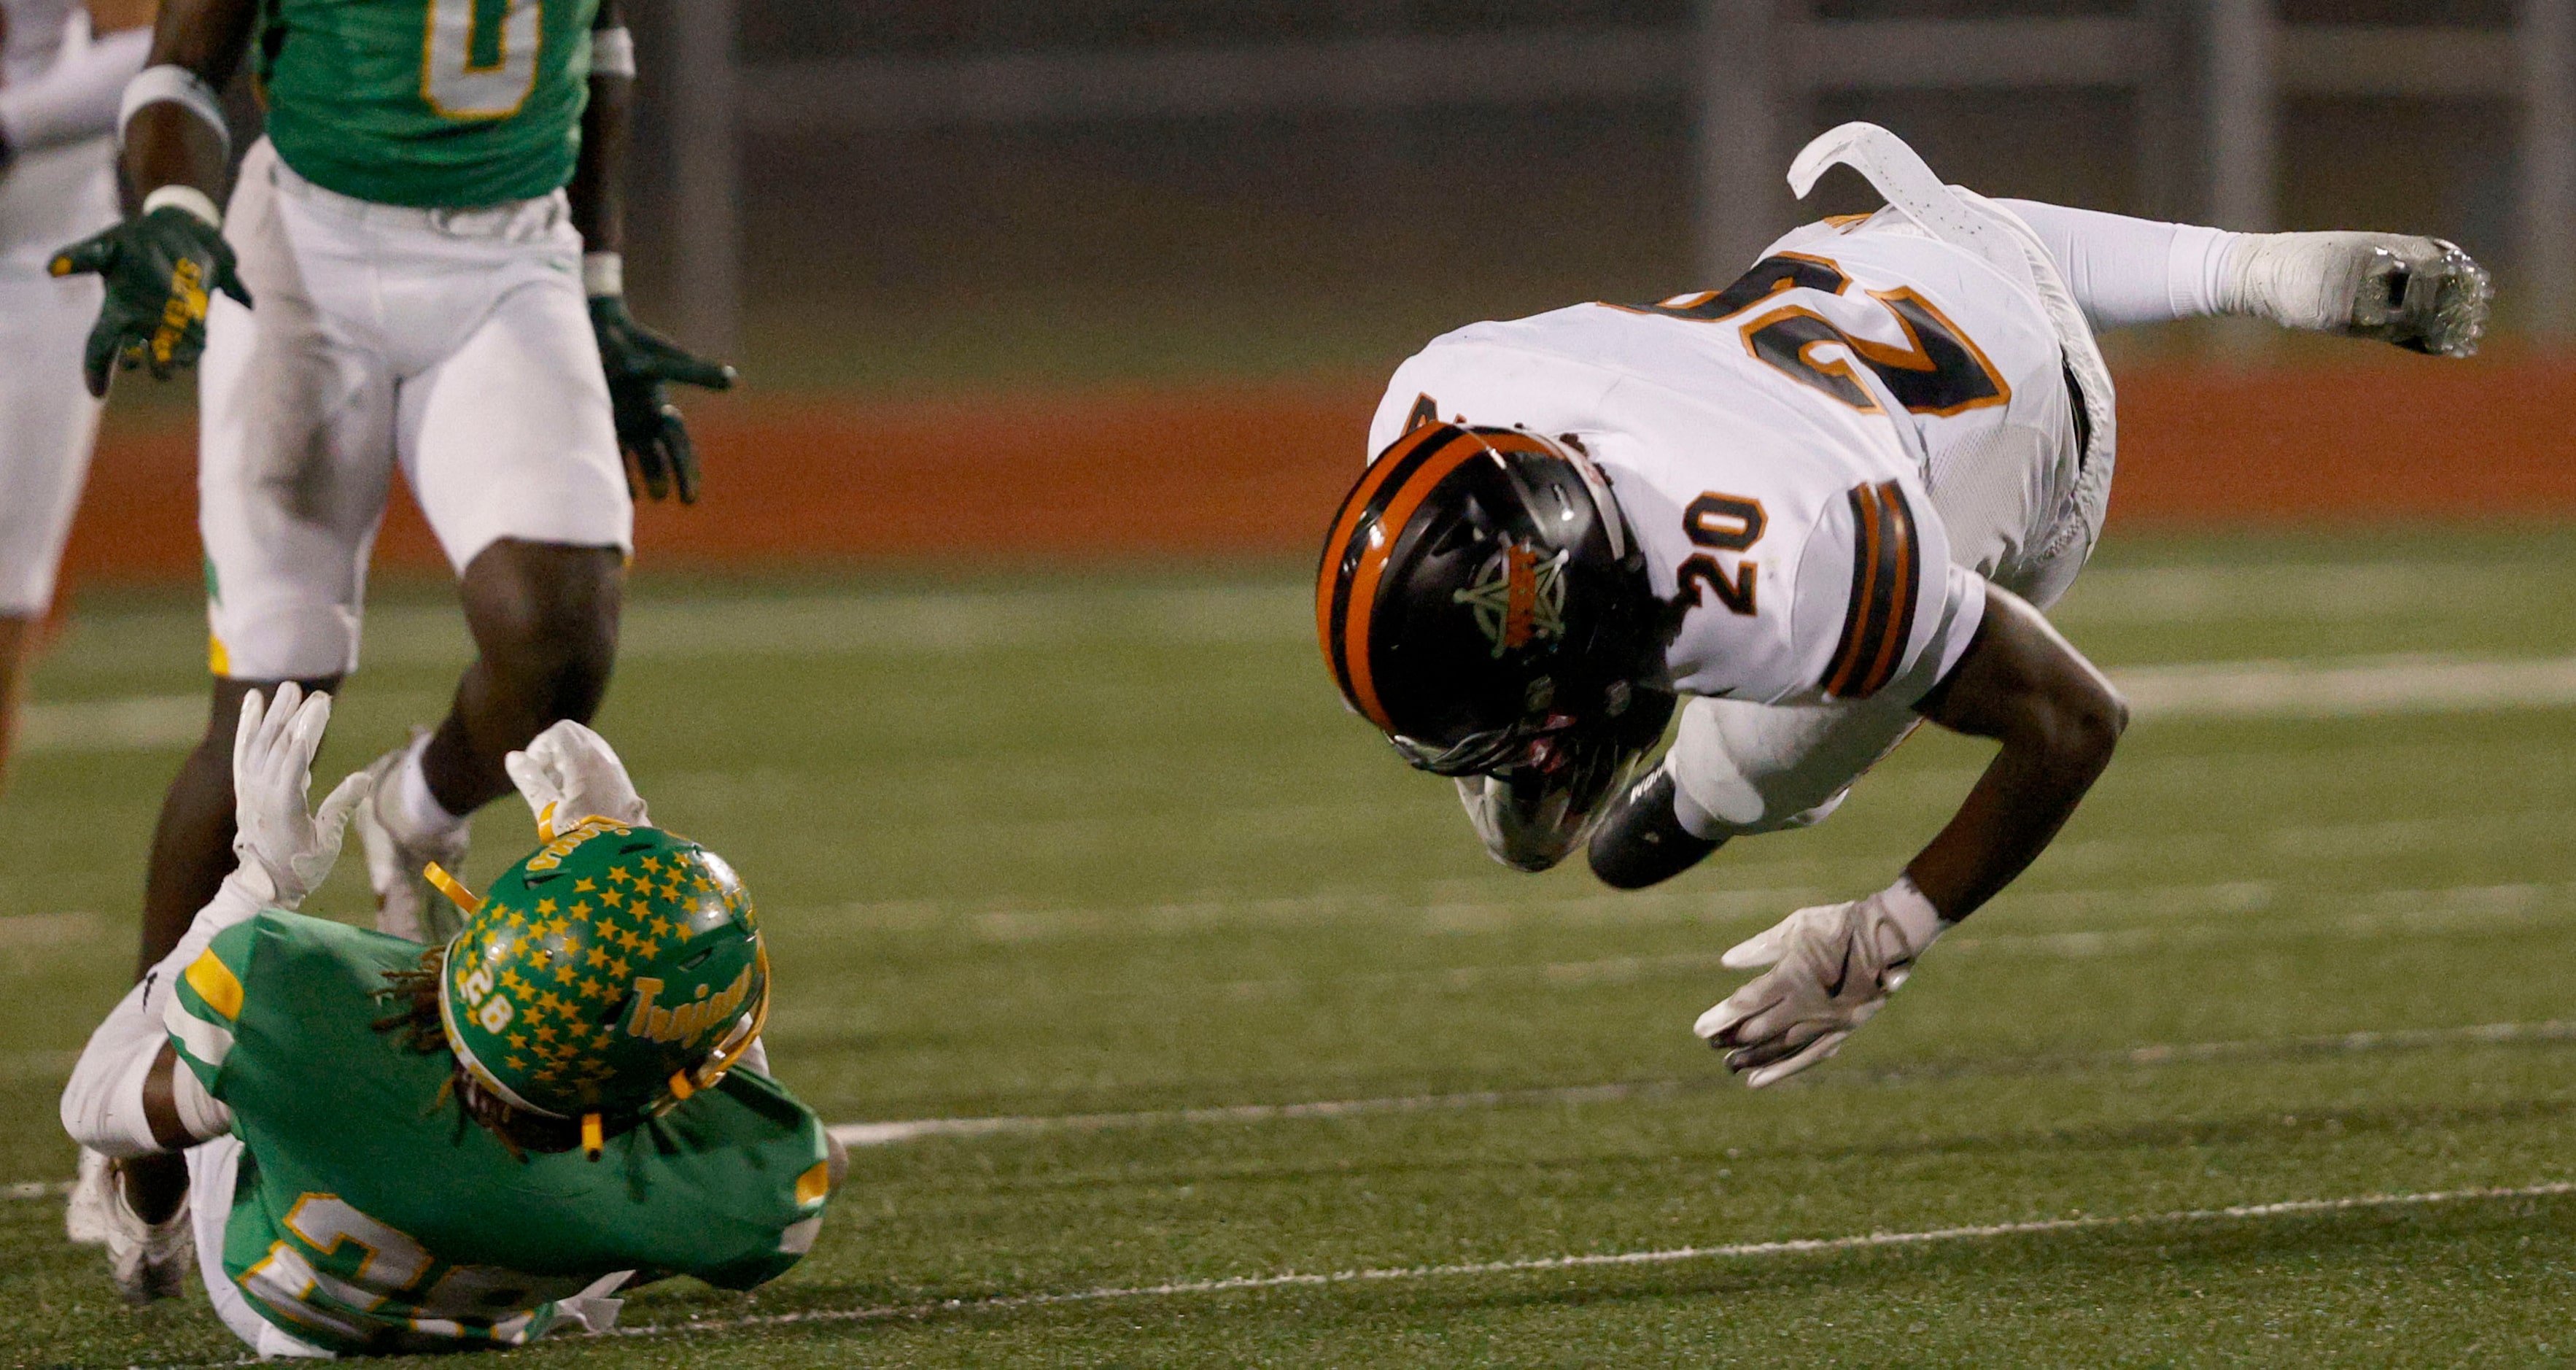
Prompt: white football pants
<box><xmin>0</xmin><ymin>136</ymin><xmax>115</xmax><ymax>617</ymax></box>
<box><xmin>198</xmin><ymin>139</ymin><xmax>629</xmax><ymax>681</ymax></box>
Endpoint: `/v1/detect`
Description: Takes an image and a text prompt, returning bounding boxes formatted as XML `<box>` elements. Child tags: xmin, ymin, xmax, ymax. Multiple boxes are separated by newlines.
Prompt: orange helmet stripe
<box><xmin>1338</xmin><ymin>438</ymin><xmax>1494</xmax><ymax>730</ymax></box>
<box><xmin>1317</xmin><ymin>423</ymin><xmax>1470</xmax><ymax>673</ymax></box>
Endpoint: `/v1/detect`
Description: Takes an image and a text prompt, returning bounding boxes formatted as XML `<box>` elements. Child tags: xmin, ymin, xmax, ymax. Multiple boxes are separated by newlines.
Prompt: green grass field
<box><xmin>8</xmin><ymin>528</ymin><xmax>2576</xmax><ymax>1366</ymax></box>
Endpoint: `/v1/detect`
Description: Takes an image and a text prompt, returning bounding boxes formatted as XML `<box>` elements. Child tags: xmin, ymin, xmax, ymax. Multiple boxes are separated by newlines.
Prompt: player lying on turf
<box><xmin>1319</xmin><ymin>123</ymin><xmax>2488</xmax><ymax>1090</ymax></box>
<box><xmin>59</xmin><ymin>686</ymin><xmax>839</xmax><ymax>1352</ymax></box>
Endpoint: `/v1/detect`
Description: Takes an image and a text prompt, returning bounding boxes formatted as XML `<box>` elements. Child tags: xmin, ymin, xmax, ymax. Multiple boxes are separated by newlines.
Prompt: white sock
<box><xmin>1993</xmin><ymin>198</ymin><xmax>2238</xmax><ymax>330</ymax></box>
<box><xmin>385</xmin><ymin>734</ymin><xmax>469</xmax><ymax>847</ymax></box>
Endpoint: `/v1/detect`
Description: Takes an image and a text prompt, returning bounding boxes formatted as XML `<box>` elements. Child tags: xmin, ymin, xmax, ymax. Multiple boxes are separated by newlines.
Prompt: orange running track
<box><xmin>55</xmin><ymin>358</ymin><xmax>2576</xmax><ymax>588</ymax></box>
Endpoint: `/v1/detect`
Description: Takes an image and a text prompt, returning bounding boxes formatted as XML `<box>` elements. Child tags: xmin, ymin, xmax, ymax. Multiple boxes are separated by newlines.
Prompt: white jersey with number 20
<box><xmin>1367</xmin><ymin>215</ymin><xmax>2084</xmax><ymax>713</ymax></box>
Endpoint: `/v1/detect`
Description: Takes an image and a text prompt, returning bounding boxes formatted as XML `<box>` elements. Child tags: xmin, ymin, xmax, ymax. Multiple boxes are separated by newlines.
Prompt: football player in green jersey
<box><xmin>61</xmin><ymin>686</ymin><xmax>841</xmax><ymax>1350</ymax></box>
<box><xmin>53</xmin><ymin>0</ymin><xmax>736</xmax><ymax>1248</ymax></box>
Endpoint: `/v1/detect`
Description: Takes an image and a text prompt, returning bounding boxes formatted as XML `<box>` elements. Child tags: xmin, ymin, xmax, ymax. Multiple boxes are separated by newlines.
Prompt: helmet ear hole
<box><xmin>598</xmin><ymin>993</ymin><xmax>632</xmax><ymax>1027</ymax></box>
<box><xmin>679</xmin><ymin>947</ymin><xmax>715</xmax><ymax>971</ymax></box>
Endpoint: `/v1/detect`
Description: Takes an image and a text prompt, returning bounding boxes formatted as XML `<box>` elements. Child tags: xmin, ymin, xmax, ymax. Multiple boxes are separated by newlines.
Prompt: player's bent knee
<box><xmin>461</xmin><ymin>539</ymin><xmax>624</xmax><ymax>713</ymax></box>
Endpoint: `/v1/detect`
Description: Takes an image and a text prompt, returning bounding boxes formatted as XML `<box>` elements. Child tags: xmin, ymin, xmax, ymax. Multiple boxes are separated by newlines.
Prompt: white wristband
<box><xmin>117</xmin><ymin>63</ymin><xmax>230</xmax><ymax>161</ymax></box>
<box><xmin>1879</xmin><ymin>875</ymin><xmax>1948</xmax><ymax>955</ymax></box>
<box><xmin>591</xmin><ymin>26</ymin><xmax>637</xmax><ymax>80</ymax></box>
<box><xmin>583</xmin><ymin>251</ymin><xmax>624</xmax><ymax>298</ymax></box>
<box><xmin>141</xmin><ymin>184</ymin><xmax>223</xmax><ymax>231</ymax></box>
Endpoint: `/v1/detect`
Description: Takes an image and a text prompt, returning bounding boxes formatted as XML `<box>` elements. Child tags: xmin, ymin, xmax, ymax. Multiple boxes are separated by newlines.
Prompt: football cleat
<box><xmin>2221</xmin><ymin>232</ymin><xmax>2491</xmax><ymax>357</ymax></box>
<box><xmin>1586</xmin><ymin>764</ymin><xmax>1724</xmax><ymax>890</ymax></box>
<box><xmin>88</xmin><ymin>1158</ymin><xmax>193</xmax><ymax>1304</ymax></box>
<box><xmin>355</xmin><ymin>734</ymin><xmax>470</xmax><ymax>945</ymax></box>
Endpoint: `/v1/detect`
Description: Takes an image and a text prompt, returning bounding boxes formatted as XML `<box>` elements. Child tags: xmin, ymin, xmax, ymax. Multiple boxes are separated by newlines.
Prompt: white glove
<box><xmin>229</xmin><ymin>684</ymin><xmax>372</xmax><ymax>910</ymax></box>
<box><xmin>1693</xmin><ymin>878</ymin><xmax>1947</xmax><ymax>1088</ymax></box>
<box><xmin>504</xmin><ymin>719</ymin><xmax>648</xmax><ymax>840</ymax></box>
<box><xmin>2219</xmin><ymin>231</ymin><xmax>2491</xmax><ymax>357</ymax></box>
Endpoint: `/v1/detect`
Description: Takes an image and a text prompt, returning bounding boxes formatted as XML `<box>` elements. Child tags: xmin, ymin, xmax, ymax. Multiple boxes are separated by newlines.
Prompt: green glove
<box><xmin>50</xmin><ymin>202</ymin><xmax>251</xmax><ymax>398</ymax></box>
<box><xmin>589</xmin><ymin>295</ymin><xmax>735</xmax><ymax>504</ymax></box>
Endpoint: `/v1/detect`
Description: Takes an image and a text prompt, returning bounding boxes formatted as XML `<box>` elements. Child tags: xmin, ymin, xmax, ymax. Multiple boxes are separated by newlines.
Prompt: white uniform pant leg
<box><xmin>198</xmin><ymin>141</ymin><xmax>398</xmax><ymax>681</ymax></box>
<box><xmin>189</xmin><ymin>1136</ymin><xmax>334</xmax><ymax>1358</ymax></box>
<box><xmin>395</xmin><ymin>265</ymin><xmax>629</xmax><ymax>573</ymax></box>
<box><xmin>0</xmin><ymin>268</ymin><xmax>104</xmax><ymax>616</ymax></box>
<box><xmin>1667</xmin><ymin>692</ymin><xmax>1924</xmax><ymax>838</ymax></box>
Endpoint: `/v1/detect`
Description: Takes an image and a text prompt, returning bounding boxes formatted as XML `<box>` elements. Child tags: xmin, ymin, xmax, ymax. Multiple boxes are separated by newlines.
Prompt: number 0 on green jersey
<box><xmin>257</xmin><ymin>0</ymin><xmax>602</xmax><ymax>208</ymax></box>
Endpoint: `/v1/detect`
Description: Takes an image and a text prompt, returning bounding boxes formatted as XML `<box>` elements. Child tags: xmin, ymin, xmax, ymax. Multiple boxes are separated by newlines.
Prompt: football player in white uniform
<box><xmin>1320</xmin><ymin>124</ymin><xmax>2488</xmax><ymax>1089</ymax></box>
<box><xmin>0</xmin><ymin>0</ymin><xmax>150</xmax><ymax>792</ymax></box>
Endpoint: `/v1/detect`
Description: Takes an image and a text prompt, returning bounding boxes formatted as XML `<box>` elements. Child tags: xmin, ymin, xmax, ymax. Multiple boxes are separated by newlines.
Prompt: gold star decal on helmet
<box><xmin>535</xmin><ymin>898</ymin><xmax>557</xmax><ymax>916</ymax></box>
<box><xmin>573</xmin><ymin>878</ymin><xmax>596</xmax><ymax>893</ymax></box>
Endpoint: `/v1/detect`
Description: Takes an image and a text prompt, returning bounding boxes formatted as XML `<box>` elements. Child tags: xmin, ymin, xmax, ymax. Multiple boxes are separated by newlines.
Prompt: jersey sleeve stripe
<box><xmin>1822</xmin><ymin>480</ymin><xmax>1922</xmax><ymax>699</ymax></box>
<box><xmin>164</xmin><ymin>990</ymin><xmax>236</xmax><ymax>1072</ymax></box>
<box><xmin>184</xmin><ymin>947</ymin><xmax>245</xmax><ymax>1021</ymax></box>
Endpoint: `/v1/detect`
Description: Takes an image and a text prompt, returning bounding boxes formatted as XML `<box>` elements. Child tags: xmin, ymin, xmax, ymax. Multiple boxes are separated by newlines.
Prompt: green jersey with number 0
<box><xmin>165</xmin><ymin>910</ymin><xmax>830</xmax><ymax>1354</ymax></box>
<box><xmin>255</xmin><ymin>0</ymin><xmax>600</xmax><ymax>208</ymax></box>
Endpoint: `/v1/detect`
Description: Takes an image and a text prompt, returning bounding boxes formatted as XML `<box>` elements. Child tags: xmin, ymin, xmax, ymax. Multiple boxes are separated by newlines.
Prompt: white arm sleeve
<box><xmin>1992</xmin><ymin>199</ymin><xmax>2240</xmax><ymax>333</ymax></box>
<box><xmin>58</xmin><ymin>872</ymin><xmax>260</xmax><ymax>1156</ymax></box>
<box><xmin>0</xmin><ymin>26</ymin><xmax>150</xmax><ymax>156</ymax></box>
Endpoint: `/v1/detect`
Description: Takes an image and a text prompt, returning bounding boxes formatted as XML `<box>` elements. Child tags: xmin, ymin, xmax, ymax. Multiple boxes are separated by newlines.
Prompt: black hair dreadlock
<box><xmin>372</xmin><ymin>947</ymin><xmax>584</xmax><ymax>1160</ymax></box>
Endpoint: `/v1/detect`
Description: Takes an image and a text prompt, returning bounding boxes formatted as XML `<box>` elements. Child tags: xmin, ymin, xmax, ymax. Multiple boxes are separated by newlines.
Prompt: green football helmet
<box><xmin>436</xmin><ymin>817</ymin><xmax>769</xmax><ymax>1145</ymax></box>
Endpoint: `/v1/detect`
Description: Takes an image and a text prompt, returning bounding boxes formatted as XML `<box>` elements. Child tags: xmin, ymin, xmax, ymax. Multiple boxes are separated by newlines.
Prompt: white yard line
<box><xmin>10</xmin><ymin>1021</ymin><xmax>2566</xmax><ymax>1197</ymax></box>
<box><xmin>2053</xmin><ymin>562</ymin><xmax>2543</xmax><ymax>625</ymax></box>
<box><xmin>31</xmin><ymin>652</ymin><xmax>2576</xmax><ymax>756</ymax></box>
<box><xmin>825</xmin><ymin>1018</ymin><xmax>2576</xmax><ymax>1149</ymax></box>
<box><xmin>608</xmin><ymin>1180</ymin><xmax>2576</xmax><ymax>1340</ymax></box>
<box><xmin>2117</xmin><ymin>654</ymin><xmax>2576</xmax><ymax>719</ymax></box>
<box><xmin>18</xmin><ymin>695</ymin><xmax>206</xmax><ymax>754</ymax></box>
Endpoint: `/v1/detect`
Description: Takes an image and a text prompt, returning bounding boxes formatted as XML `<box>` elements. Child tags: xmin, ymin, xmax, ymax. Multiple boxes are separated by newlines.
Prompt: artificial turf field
<box><xmin>7</xmin><ymin>527</ymin><xmax>2576</xmax><ymax>1366</ymax></box>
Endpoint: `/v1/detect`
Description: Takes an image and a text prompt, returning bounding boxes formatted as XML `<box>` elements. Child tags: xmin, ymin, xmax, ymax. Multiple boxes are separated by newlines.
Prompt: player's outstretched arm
<box><xmin>1696</xmin><ymin>589</ymin><xmax>2126</xmax><ymax>1086</ymax></box>
<box><xmin>570</xmin><ymin>0</ymin><xmax>736</xmax><ymax>505</ymax></box>
<box><xmin>47</xmin><ymin>0</ymin><xmax>252</xmax><ymax>395</ymax></box>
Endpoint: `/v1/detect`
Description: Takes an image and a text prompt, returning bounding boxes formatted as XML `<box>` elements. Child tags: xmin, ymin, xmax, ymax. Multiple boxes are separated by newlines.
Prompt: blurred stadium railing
<box><xmin>653</xmin><ymin>0</ymin><xmax>2576</xmax><ymax>356</ymax></box>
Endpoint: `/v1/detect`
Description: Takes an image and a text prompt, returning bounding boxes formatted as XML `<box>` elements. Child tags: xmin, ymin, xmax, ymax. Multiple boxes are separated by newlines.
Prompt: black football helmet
<box><xmin>1317</xmin><ymin>422</ymin><xmax>1671</xmax><ymax>778</ymax></box>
